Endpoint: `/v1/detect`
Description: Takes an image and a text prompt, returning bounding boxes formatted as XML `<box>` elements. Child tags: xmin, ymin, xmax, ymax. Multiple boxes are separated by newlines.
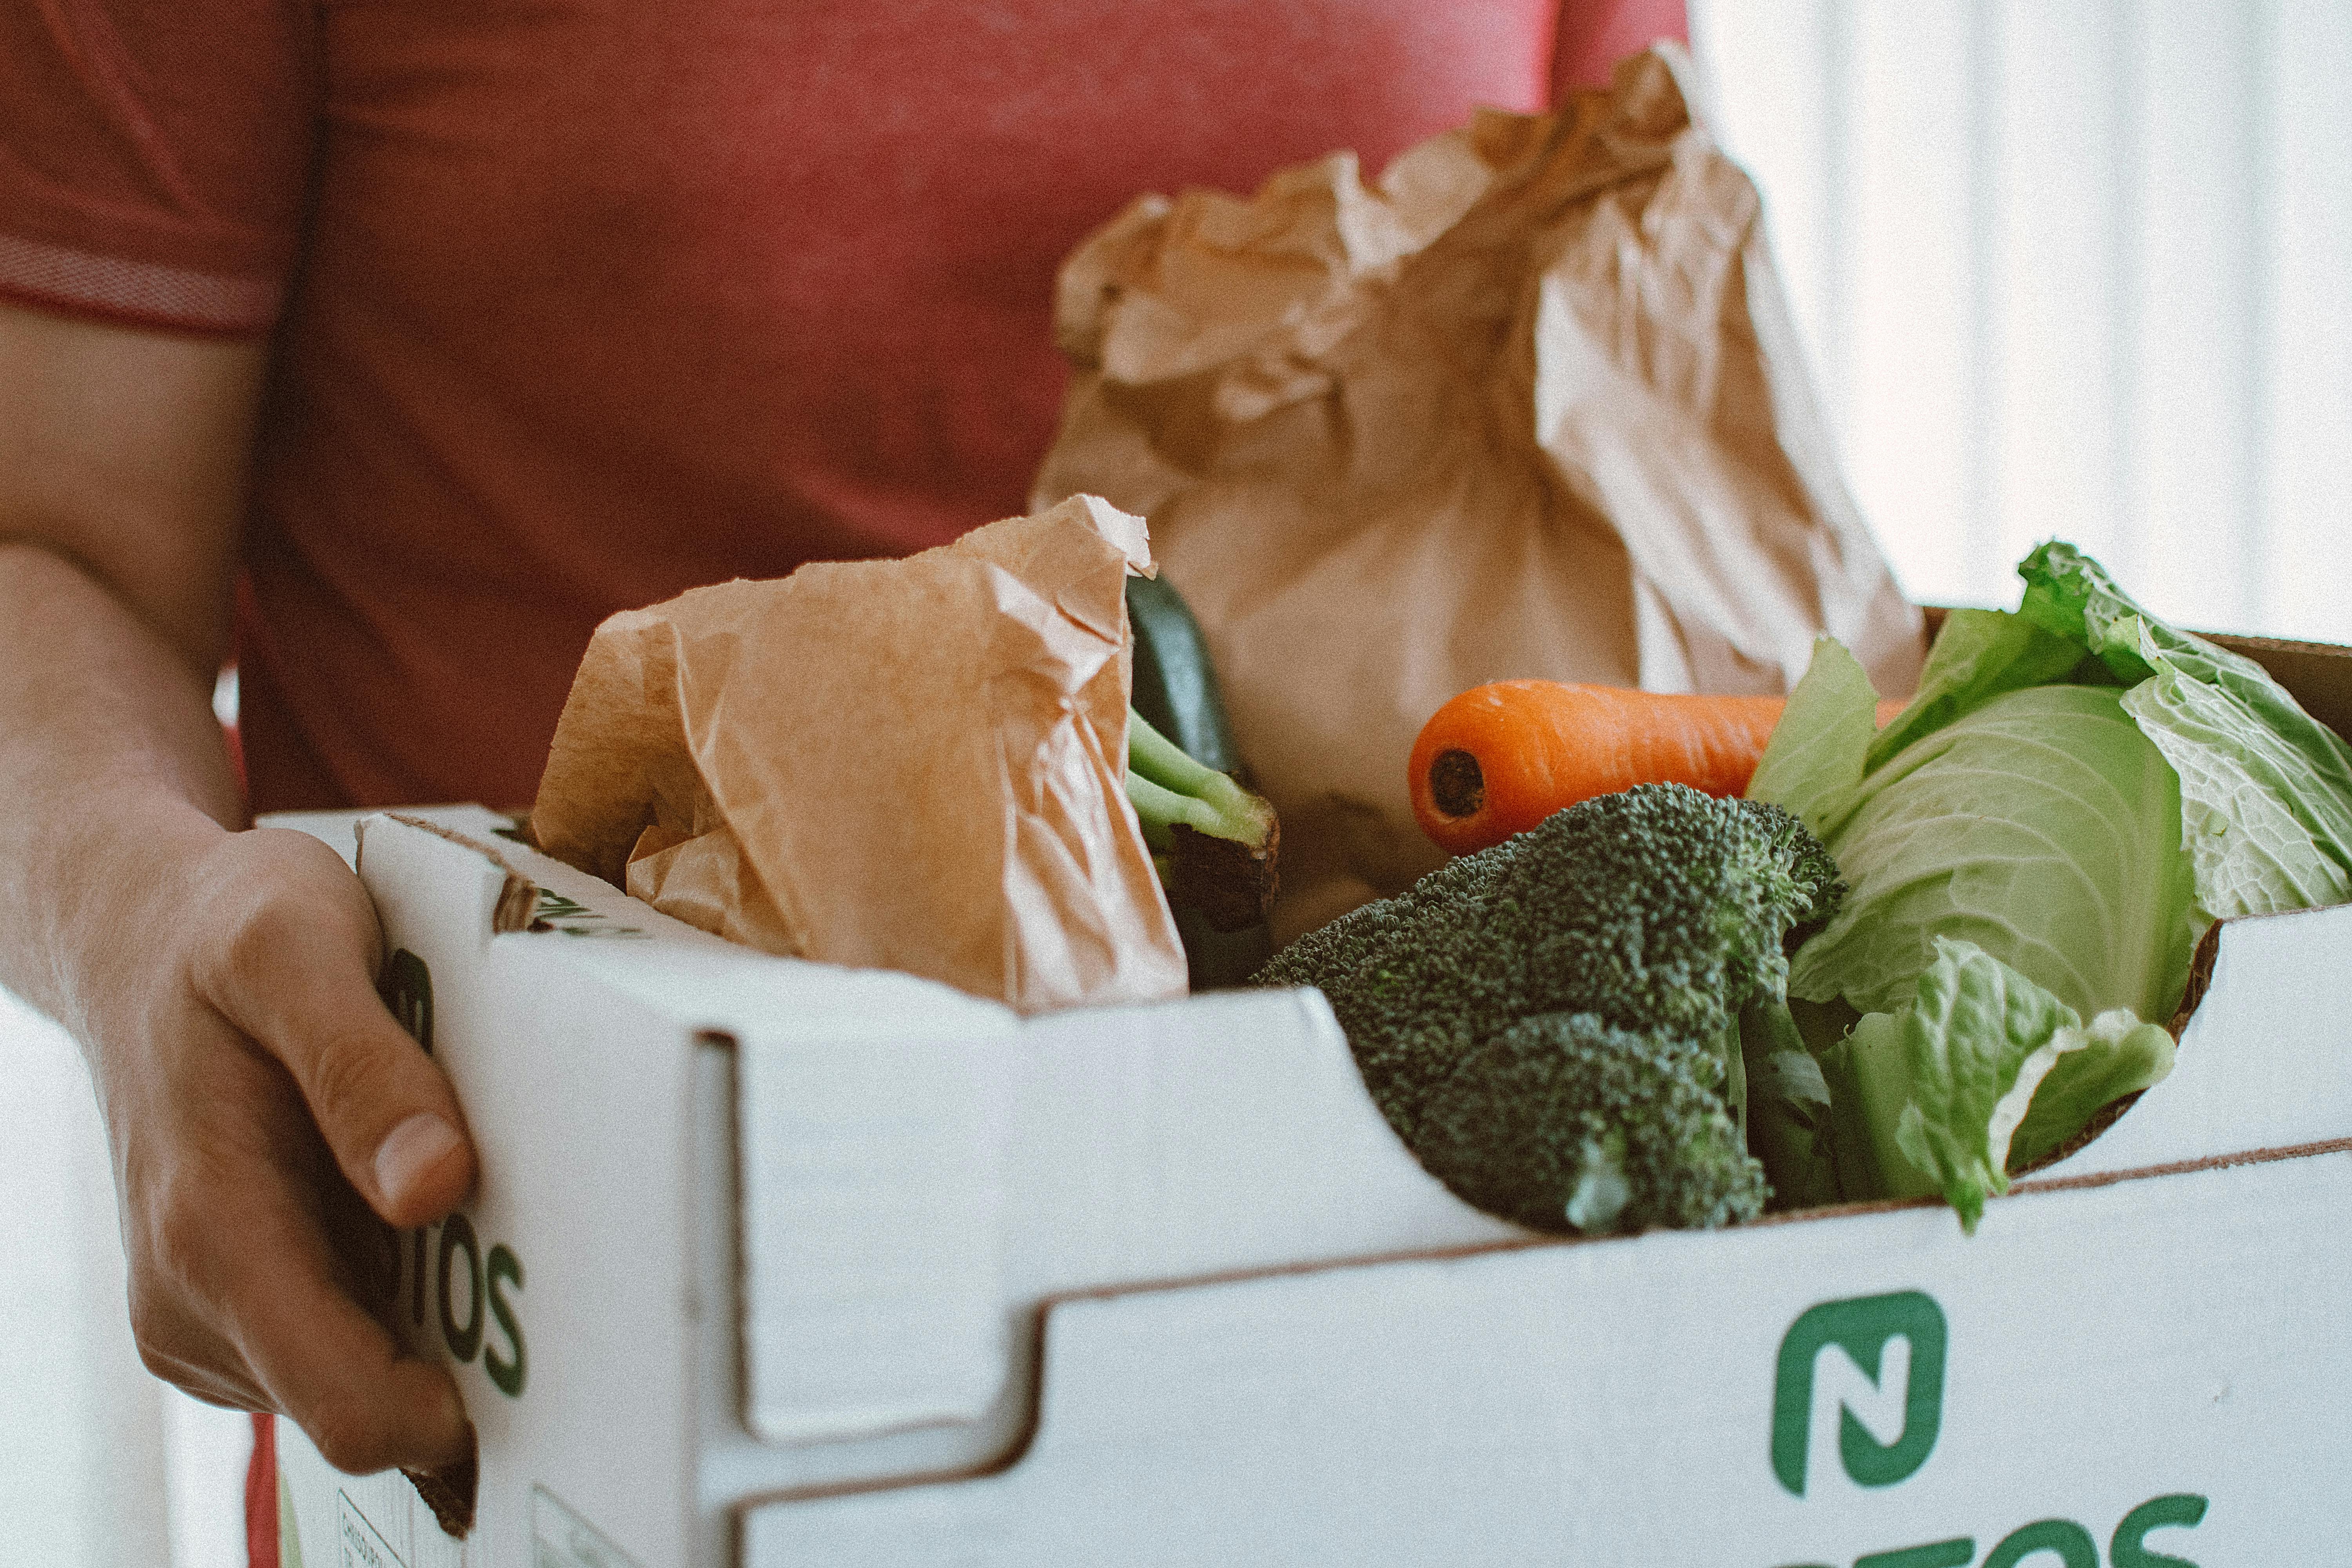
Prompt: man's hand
<box><xmin>73</xmin><ymin>816</ymin><xmax>478</xmax><ymax>1473</ymax></box>
<box><xmin>0</xmin><ymin>299</ymin><xmax>476</xmax><ymax>1475</ymax></box>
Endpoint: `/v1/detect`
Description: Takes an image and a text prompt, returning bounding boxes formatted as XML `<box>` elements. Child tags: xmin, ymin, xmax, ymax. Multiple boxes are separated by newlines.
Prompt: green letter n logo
<box><xmin>1772</xmin><ymin>1291</ymin><xmax>1947</xmax><ymax>1496</ymax></box>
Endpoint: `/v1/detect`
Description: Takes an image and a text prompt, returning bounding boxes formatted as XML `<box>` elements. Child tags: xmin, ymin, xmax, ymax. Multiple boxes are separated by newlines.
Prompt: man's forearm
<box><xmin>0</xmin><ymin>307</ymin><xmax>475</xmax><ymax>1473</ymax></box>
<box><xmin>0</xmin><ymin>540</ymin><xmax>246</xmax><ymax>1027</ymax></box>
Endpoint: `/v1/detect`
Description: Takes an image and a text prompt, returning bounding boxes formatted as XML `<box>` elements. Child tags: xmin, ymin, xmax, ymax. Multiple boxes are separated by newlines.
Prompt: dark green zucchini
<box><xmin>1126</xmin><ymin>574</ymin><xmax>1274</xmax><ymax>989</ymax></box>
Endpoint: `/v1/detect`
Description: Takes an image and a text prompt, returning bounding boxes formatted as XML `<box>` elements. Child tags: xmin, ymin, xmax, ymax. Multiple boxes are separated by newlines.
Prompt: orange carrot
<box><xmin>1408</xmin><ymin>680</ymin><xmax>1906</xmax><ymax>857</ymax></box>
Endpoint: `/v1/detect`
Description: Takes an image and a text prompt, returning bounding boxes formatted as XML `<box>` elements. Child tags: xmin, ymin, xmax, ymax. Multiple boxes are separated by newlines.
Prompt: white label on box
<box><xmin>338</xmin><ymin>1493</ymin><xmax>409</xmax><ymax>1568</ymax></box>
<box><xmin>530</xmin><ymin>1486</ymin><xmax>642</xmax><ymax>1568</ymax></box>
<box><xmin>331</xmin><ymin>1483</ymin><xmax>466</xmax><ymax>1568</ymax></box>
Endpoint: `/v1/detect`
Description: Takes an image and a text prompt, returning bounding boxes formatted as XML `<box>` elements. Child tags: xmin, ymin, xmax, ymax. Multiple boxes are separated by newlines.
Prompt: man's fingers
<box><xmin>193</xmin><ymin>829</ymin><xmax>476</xmax><ymax>1228</ymax></box>
<box><xmin>134</xmin><ymin>1338</ymin><xmax>269</xmax><ymax>1412</ymax></box>
<box><xmin>227</xmin><ymin>1209</ymin><xmax>472</xmax><ymax>1475</ymax></box>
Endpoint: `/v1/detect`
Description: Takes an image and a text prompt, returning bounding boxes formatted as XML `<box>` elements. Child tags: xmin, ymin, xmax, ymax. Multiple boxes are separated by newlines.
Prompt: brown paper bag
<box><xmin>529</xmin><ymin>494</ymin><xmax>1188</xmax><ymax>1014</ymax></box>
<box><xmin>1032</xmin><ymin>45</ymin><xmax>1922</xmax><ymax>939</ymax></box>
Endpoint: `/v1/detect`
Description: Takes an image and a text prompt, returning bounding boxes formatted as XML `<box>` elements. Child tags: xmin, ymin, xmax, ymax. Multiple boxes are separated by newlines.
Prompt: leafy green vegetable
<box><xmin>1743</xmin><ymin>635</ymin><xmax>1880</xmax><ymax>841</ymax></box>
<box><xmin>1748</xmin><ymin>539</ymin><xmax>2352</xmax><ymax>1229</ymax></box>
<box><xmin>1861</xmin><ymin>941</ymin><xmax>2174</xmax><ymax>1230</ymax></box>
<box><xmin>2005</xmin><ymin>1007</ymin><xmax>2178</xmax><ymax>1171</ymax></box>
<box><xmin>1780</xmin><ymin>679</ymin><xmax>2198</xmax><ymax>1025</ymax></box>
<box><xmin>1757</xmin><ymin>940</ymin><xmax>2177</xmax><ymax>1229</ymax></box>
<box><xmin>1811</xmin><ymin>1007</ymin><xmax>1935</xmax><ymax>1203</ymax></box>
<box><xmin>1863</xmin><ymin>606</ymin><xmax>2105</xmax><ymax>774</ymax></box>
<box><xmin>1749</xmin><ymin>643</ymin><xmax>2193</xmax><ymax>1225</ymax></box>
<box><xmin>1828</xmin><ymin>544</ymin><xmax>2352</xmax><ymax>924</ymax></box>
<box><xmin>1746</xmin><ymin>533</ymin><xmax>2352</xmax><ymax>1226</ymax></box>
<box><xmin>2018</xmin><ymin>542</ymin><xmax>2352</xmax><ymax>919</ymax></box>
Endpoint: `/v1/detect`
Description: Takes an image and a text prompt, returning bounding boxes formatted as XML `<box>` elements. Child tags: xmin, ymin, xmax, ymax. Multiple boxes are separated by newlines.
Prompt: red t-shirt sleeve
<box><xmin>1553</xmin><ymin>0</ymin><xmax>1688</xmax><ymax>97</ymax></box>
<box><xmin>0</xmin><ymin>0</ymin><xmax>318</xmax><ymax>335</ymax></box>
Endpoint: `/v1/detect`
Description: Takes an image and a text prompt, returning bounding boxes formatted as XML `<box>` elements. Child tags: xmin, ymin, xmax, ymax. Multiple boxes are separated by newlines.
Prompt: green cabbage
<box><xmin>1745</xmin><ymin>541</ymin><xmax>2352</xmax><ymax>1228</ymax></box>
<box><xmin>1784</xmin><ymin>677</ymin><xmax>2198</xmax><ymax>1025</ymax></box>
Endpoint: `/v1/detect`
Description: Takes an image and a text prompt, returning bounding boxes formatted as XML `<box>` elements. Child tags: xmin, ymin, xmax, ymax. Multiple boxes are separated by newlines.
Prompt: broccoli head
<box><xmin>1255</xmin><ymin>783</ymin><xmax>1842</xmax><ymax>1235</ymax></box>
<box><xmin>1413</xmin><ymin>1012</ymin><xmax>1767</xmax><ymax>1233</ymax></box>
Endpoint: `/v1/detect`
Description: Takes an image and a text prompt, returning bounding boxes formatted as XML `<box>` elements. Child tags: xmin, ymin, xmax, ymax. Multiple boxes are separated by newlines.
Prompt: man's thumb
<box><xmin>254</xmin><ymin>957</ymin><xmax>475</xmax><ymax>1226</ymax></box>
<box><xmin>196</xmin><ymin>835</ymin><xmax>477</xmax><ymax>1227</ymax></box>
<box><xmin>367</xmin><ymin>1110</ymin><xmax>471</xmax><ymax>1223</ymax></box>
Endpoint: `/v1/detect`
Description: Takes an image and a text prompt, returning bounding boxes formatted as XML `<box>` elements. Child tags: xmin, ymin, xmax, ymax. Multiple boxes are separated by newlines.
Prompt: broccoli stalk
<box><xmin>1255</xmin><ymin>783</ymin><xmax>1843</xmax><ymax>1236</ymax></box>
<box><xmin>1125</xmin><ymin>708</ymin><xmax>1279</xmax><ymax>934</ymax></box>
<box><xmin>1738</xmin><ymin>993</ymin><xmax>1847</xmax><ymax>1212</ymax></box>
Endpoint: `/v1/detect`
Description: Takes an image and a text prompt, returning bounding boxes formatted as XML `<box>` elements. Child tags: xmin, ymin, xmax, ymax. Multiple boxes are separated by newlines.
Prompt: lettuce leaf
<box><xmin>1812</xmin><ymin>1007</ymin><xmax>1937</xmax><ymax>1205</ymax></box>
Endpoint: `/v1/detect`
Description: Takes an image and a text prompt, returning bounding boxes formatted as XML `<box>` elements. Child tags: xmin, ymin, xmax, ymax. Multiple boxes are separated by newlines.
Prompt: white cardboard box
<box><xmin>278</xmin><ymin>639</ymin><xmax>2352</xmax><ymax>1568</ymax></box>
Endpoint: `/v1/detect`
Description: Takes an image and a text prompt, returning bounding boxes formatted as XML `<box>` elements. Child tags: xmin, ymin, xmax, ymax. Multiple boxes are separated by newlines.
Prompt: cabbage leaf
<box><xmin>2019</xmin><ymin>542</ymin><xmax>2352</xmax><ymax>919</ymax></box>
<box><xmin>1780</xmin><ymin>680</ymin><xmax>2198</xmax><ymax>1025</ymax></box>
<box><xmin>1818</xmin><ymin>940</ymin><xmax>2174</xmax><ymax>1231</ymax></box>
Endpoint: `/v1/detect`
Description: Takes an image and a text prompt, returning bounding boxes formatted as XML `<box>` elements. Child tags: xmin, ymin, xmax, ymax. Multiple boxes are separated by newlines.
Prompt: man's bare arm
<box><xmin>0</xmin><ymin>299</ymin><xmax>476</xmax><ymax>1474</ymax></box>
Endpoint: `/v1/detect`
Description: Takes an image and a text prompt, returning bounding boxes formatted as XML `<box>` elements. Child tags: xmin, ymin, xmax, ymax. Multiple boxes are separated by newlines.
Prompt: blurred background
<box><xmin>1698</xmin><ymin>0</ymin><xmax>2349</xmax><ymax>646</ymax></box>
<box><xmin>3</xmin><ymin>3</ymin><xmax>2345</xmax><ymax>1564</ymax></box>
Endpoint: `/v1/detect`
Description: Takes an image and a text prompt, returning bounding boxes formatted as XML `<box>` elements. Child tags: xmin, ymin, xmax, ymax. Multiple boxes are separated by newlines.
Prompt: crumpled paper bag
<box><xmin>529</xmin><ymin>494</ymin><xmax>1188</xmax><ymax>1014</ymax></box>
<box><xmin>1032</xmin><ymin>45</ymin><xmax>1923</xmax><ymax>939</ymax></box>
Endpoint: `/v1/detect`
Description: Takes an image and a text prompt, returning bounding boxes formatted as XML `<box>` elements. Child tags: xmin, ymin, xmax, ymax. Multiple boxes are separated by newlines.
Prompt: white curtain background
<box><xmin>0</xmin><ymin>986</ymin><xmax>252</xmax><ymax>1568</ymax></box>
<box><xmin>2</xmin><ymin>5</ymin><xmax>2347</xmax><ymax>1563</ymax></box>
<box><xmin>1690</xmin><ymin>0</ymin><xmax>2352</xmax><ymax>641</ymax></box>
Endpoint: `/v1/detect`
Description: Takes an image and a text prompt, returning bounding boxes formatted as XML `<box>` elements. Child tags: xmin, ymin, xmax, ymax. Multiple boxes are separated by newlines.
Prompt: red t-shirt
<box><xmin>2</xmin><ymin>0</ymin><xmax>1684</xmax><ymax>816</ymax></box>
